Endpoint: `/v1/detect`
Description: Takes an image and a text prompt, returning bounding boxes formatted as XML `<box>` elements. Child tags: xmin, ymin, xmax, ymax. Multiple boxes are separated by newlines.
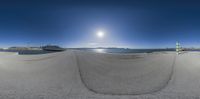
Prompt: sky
<box><xmin>1</xmin><ymin>0</ymin><xmax>200</xmax><ymax>48</ymax></box>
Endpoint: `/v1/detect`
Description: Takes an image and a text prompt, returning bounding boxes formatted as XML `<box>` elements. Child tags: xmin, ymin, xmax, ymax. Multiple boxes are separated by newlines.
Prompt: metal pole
<box><xmin>176</xmin><ymin>42</ymin><xmax>180</xmax><ymax>54</ymax></box>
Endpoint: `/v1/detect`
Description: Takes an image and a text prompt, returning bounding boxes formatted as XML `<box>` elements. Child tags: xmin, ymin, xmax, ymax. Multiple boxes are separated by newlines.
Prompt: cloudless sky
<box><xmin>1</xmin><ymin>0</ymin><xmax>200</xmax><ymax>48</ymax></box>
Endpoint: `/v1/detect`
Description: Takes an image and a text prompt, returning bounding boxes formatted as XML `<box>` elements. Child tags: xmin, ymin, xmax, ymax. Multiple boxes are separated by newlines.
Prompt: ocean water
<box><xmin>1</xmin><ymin>48</ymin><xmax>175</xmax><ymax>55</ymax></box>
<box><xmin>78</xmin><ymin>48</ymin><xmax>175</xmax><ymax>53</ymax></box>
<box><xmin>18</xmin><ymin>50</ymin><xmax>55</xmax><ymax>55</ymax></box>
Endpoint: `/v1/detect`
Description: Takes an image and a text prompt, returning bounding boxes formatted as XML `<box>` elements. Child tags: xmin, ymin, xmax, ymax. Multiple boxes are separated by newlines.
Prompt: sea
<box><xmin>74</xmin><ymin>48</ymin><xmax>175</xmax><ymax>53</ymax></box>
<box><xmin>1</xmin><ymin>48</ymin><xmax>176</xmax><ymax>55</ymax></box>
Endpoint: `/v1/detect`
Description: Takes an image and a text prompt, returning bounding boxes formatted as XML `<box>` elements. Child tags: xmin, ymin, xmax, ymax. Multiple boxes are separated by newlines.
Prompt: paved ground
<box><xmin>160</xmin><ymin>52</ymin><xmax>200</xmax><ymax>96</ymax></box>
<box><xmin>75</xmin><ymin>51</ymin><xmax>175</xmax><ymax>95</ymax></box>
<box><xmin>0</xmin><ymin>51</ymin><xmax>199</xmax><ymax>99</ymax></box>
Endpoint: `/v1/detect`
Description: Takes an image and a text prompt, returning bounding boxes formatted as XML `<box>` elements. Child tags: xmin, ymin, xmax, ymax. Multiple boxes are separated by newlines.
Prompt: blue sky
<box><xmin>0</xmin><ymin>0</ymin><xmax>200</xmax><ymax>48</ymax></box>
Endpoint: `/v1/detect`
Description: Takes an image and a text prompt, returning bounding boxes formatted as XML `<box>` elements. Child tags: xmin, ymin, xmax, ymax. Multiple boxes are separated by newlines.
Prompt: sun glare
<box><xmin>95</xmin><ymin>49</ymin><xmax>105</xmax><ymax>53</ymax></box>
<box><xmin>97</xmin><ymin>31</ymin><xmax>105</xmax><ymax>38</ymax></box>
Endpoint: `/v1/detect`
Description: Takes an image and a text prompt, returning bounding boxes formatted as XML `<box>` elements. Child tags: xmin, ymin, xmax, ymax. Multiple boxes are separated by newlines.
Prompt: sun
<box><xmin>97</xmin><ymin>30</ymin><xmax>105</xmax><ymax>38</ymax></box>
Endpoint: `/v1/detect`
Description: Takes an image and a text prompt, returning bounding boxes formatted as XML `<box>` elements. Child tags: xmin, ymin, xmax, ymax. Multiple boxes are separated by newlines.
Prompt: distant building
<box><xmin>7</xmin><ymin>47</ymin><xmax>42</xmax><ymax>51</ymax></box>
<box><xmin>8</xmin><ymin>47</ymin><xmax>29</xmax><ymax>51</ymax></box>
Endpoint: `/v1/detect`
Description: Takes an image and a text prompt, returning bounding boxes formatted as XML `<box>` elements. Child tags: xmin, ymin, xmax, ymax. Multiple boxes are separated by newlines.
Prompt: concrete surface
<box><xmin>0</xmin><ymin>51</ymin><xmax>199</xmax><ymax>99</ymax></box>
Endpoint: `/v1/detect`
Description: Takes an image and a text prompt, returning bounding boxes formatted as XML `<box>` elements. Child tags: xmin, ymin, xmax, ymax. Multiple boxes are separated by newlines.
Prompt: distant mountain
<box><xmin>41</xmin><ymin>45</ymin><xmax>65</xmax><ymax>51</ymax></box>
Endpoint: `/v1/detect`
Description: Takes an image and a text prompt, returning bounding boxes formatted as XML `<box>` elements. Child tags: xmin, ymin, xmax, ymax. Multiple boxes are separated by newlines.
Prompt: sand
<box><xmin>0</xmin><ymin>51</ymin><xmax>199</xmax><ymax>99</ymax></box>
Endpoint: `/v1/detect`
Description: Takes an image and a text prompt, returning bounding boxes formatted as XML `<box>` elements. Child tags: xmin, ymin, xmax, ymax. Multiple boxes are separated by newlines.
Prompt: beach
<box><xmin>0</xmin><ymin>50</ymin><xmax>199</xmax><ymax>99</ymax></box>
